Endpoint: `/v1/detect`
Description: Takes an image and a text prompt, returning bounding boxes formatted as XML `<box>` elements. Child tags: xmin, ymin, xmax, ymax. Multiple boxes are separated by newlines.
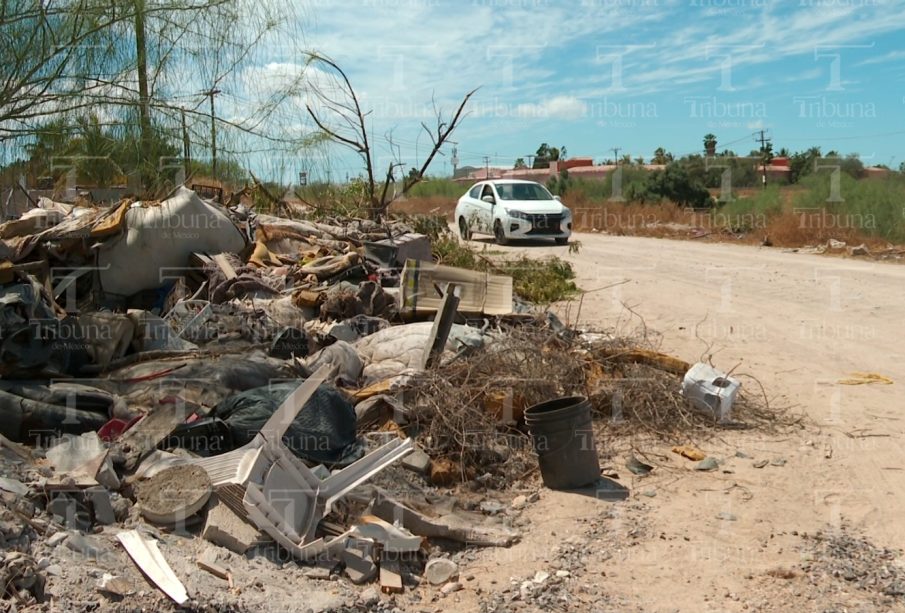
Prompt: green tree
<box><xmin>546</xmin><ymin>168</ymin><xmax>570</xmax><ymax>195</ymax></box>
<box><xmin>839</xmin><ymin>154</ymin><xmax>866</xmax><ymax>179</ymax></box>
<box><xmin>652</xmin><ymin>147</ymin><xmax>673</xmax><ymax>164</ymax></box>
<box><xmin>789</xmin><ymin>147</ymin><xmax>821</xmax><ymax>184</ymax></box>
<box><xmin>703</xmin><ymin>133</ymin><xmax>717</xmax><ymax>156</ymax></box>
<box><xmin>533</xmin><ymin>143</ymin><xmax>566</xmax><ymax>168</ymax></box>
<box><xmin>3</xmin><ymin>0</ymin><xmax>311</xmax><ymax>195</ymax></box>
<box><xmin>1</xmin><ymin>1</ymin><xmax>117</xmax><ymax>136</ymax></box>
<box><xmin>646</xmin><ymin>164</ymin><xmax>713</xmax><ymax>208</ymax></box>
<box><xmin>513</xmin><ymin>157</ymin><xmax>527</xmax><ymax>169</ymax></box>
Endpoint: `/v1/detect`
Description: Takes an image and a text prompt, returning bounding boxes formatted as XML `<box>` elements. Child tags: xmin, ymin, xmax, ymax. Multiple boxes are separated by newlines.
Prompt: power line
<box><xmin>755</xmin><ymin>129</ymin><xmax>772</xmax><ymax>189</ymax></box>
<box><xmin>202</xmin><ymin>88</ymin><xmax>221</xmax><ymax>178</ymax></box>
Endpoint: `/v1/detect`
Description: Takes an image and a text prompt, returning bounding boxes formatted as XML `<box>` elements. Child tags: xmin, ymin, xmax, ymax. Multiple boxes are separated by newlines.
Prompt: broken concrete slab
<box><xmin>92</xmin><ymin>453</ymin><xmax>121</xmax><ymax>491</ymax></box>
<box><xmin>46</xmin><ymin>433</ymin><xmax>105</xmax><ymax>473</ymax></box>
<box><xmin>342</xmin><ymin>542</ymin><xmax>377</xmax><ymax>584</ymax></box>
<box><xmin>46</xmin><ymin>531</ymin><xmax>68</xmax><ymax>547</ymax></box>
<box><xmin>0</xmin><ymin>477</ymin><xmax>28</xmax><ymax>496</ymax></box>
<box><xmin>302</xmin><ymin>565</ymin><xmax>334</xmax><ymax>580</ymax></box>
<box><xmin>400</xmin><ymin>446</ymin><xmax>431</xmax><ymax>476</ymax></box>
<box><xmin>86</xmin><ymin>487</ymin><xmax>116</xmax><ymax>525</ymax></box>
<box><xmin>48</xmin><ymin>493</ymin><xmax>91</xmax><ymax>532</ymax></box>
<box><xmin>370</xmin><ymin>492</ymin><xmax>520</xmax><ymax>547</ymax></box>
<box><xmin>359</xmin><ymin>586</ymin><xmax>380</xmax><ymax>606</ymax></box>
<box><xmin>202</xmin><ymin>496</ymin><xmax>262</xmax><ymax>554</ymax></box>
<box><xmin>65</xmin><ymin>532</ymin><xmax>112</xmax><ymax>561</ymax></box>
<box><xmin>97</xmin><ymin>573</ymin><xmax>136</xmax><ymax>597</ymax></box>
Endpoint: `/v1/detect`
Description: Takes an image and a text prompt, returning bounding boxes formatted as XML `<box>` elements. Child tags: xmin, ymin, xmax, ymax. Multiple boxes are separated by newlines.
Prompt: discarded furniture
<box><xmin>191</xmin><ymin>365</ymin><xmax>413</xmax><ymax>560</ymax></box>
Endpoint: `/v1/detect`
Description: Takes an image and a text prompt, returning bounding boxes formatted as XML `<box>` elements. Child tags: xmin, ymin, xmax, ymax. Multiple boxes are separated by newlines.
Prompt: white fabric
<box><xmin>354</xmin><ymin>322</ymin><xmax>484</xmax><ymax>382</ymax></box>
<box><xmin>97</xmin><ymin>187</ymin><xmax>245</xmax><ymax>296</ymax></box>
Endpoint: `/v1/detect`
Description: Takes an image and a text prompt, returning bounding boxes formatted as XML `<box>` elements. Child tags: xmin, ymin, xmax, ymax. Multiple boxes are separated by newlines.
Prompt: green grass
<box><xmin>792</xmin><ymin>173</ymin><xmax>905</xmax><ymax>243</ymax></box>
<box><xmin>429</xmin><ymin>229</ymin><xmax>579</xmax><ymax>304</ymax></box>
<box><xmin>714</xmin><ymin>185</ymin><xmax>783</xmax><ymax>232</ymax></box>
<box><xmin>406</xmin><ymin>179</ymin><xmax>464</xmax><ymax>199</ymax></box>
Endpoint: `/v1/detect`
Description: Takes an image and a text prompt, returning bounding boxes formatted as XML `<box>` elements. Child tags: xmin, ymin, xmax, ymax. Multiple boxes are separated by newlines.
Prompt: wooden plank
<box><xmin>197</xmin><ymin>554</ymin><xmax>231</xmax><ymax>584</ymax></box>
<box><xmin>212</xmin><ymin>254</ymin><xmax>237</xmax><ymax>280</ymax></box>
<box><xmin>379</xmin><ymin>552</ymin><xmax>403</xmax><ymax>594</ymax></box>
<box><xmin>421</xmin><ymin>283</ymin><xmax>460</xmax><ymax>369</ymax></box>
<box><xmin>117</xmin><ymin>401</ymin><xmax>192</xmax><ymax>470</ymax></box>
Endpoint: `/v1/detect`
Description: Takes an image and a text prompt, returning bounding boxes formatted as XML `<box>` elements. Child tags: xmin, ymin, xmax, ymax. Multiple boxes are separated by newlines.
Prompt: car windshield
<box><xmin>494</xmin><ymin>183</ymin><xmax>553</xmax><ymax>201</ymax></box>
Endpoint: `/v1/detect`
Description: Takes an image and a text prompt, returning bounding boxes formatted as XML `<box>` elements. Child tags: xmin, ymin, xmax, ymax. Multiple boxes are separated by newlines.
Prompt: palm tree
<box><xmin>652</xmin><ymin>147</ymin><xmax>673</xmax><ymax>164</ymax></box>
<box><xmin>703</xmin><ymin>133</ymin><xmax>717</xmax><ymax>156</ymax></box>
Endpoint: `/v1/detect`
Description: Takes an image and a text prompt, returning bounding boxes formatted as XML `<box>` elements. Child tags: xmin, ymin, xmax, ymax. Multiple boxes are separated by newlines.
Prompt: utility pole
<box><xmin>134</xmin><ymin>0</ymin><xmax>151</xmax><ymax>187</ymax></box>
<box><xmin>203</xmin><ymin>88</ymin><xmax>221</xmax><ymax>179</ymax></box>
<box><xmin>610</xmin><ymin>147</ymin><xmax>621</xmax><ymax>164</ymax></box>
<box><xmin>180</xmin><ymin>108</ymin><xmax>190</xmax><ymax>180</ymax></box>
<box><xmin>755</xmin><ymin>129</ymin><xmax>771</xmax><ymax>189</ymax></box>
<box><xmin>483</xmin><ymin>156</ymin><xmax>491</xmax><ymax>178</ymax></box>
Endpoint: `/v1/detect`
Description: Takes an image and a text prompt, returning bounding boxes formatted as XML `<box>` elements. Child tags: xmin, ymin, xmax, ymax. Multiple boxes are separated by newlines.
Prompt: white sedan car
<box><xmin>454</xmin><ymin>180</ymin><xmax>572</xmax><ymax>245</ymax></box>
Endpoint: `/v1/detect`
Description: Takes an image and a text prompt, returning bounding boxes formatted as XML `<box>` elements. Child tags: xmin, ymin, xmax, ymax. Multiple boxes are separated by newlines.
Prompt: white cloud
<box><xmin>515</xmin><ymin>96</ymin><xmax>588</xmax><ymax>120</ymax></box>
<box><xmin>857</xmin><ymin>49</ymin><xmax>905</xmax><ymax>66</ymax></box>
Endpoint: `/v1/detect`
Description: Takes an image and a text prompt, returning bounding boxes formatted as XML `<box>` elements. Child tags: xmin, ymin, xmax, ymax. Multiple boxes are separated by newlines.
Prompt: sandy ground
<box><xmin>449</xmin><ymin>233</ymin><xmax>905</xmax><ymax>612</ymax></box>
<box><xmin>13</xmin><ymin>233</ymin><xmax>905</xmax><ymax>613</ymax></box>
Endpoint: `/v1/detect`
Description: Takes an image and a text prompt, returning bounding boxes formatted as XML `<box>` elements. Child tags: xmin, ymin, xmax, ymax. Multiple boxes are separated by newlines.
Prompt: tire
<box><xmin>458</xmin><ymin>217</ymin><xmax>472</xmax><ymax>241</ymax></box>
<box><xmin>493</xmin><ymin>221</ymin><xmax>509</xmax><ymax>246</ymax></box>
<box><xmin>555</xmin><ymin>237</ymin><xmax>568</xmax><ymax>245</ymax></box>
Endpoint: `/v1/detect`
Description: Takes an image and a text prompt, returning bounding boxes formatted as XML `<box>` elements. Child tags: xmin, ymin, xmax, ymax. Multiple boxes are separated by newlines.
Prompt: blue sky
<box><xmin>233</xmin><ymin>0</ymin><xmax>905</xmax><ymax>180</ymax></box>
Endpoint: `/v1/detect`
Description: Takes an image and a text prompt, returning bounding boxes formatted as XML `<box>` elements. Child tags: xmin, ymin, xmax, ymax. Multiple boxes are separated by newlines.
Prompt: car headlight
<box><xmin>561</xmin><ymin>207</ymin><xmax>572</xmax><ymax>219</ymax></box>
<box><xmin>505</xmin><ymin>209</ymin><xmax>530</xmax><ymax>220</ymax></box>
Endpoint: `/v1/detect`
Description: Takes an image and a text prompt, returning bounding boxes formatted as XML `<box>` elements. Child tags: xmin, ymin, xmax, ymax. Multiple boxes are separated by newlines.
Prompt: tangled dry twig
<box><xmin>402</xmin><ymin>320</ymin><xmax>797</xmax><ymax>483</ymax></box>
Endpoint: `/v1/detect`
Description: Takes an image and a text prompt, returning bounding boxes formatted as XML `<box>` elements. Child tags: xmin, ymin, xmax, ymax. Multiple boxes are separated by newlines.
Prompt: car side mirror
<box><xmin>481</xmin><ymin>195</ymin><xmax>495</xmax><ymax>204</ymax></box>
<box><xmin>553</xmin><ymin>195</ymin><xmax>561</xmax><ymax>202</ymax></box>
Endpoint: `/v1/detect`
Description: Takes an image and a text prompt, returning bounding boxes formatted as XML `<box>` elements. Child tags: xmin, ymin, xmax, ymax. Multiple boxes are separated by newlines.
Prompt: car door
<box><xmin>463</xmin><ymin>184</ymin><xmax>481</xmax><ymax>230</ymax></box>
<box><xmin>477</xmin><ymin>183</ymin><xmax>496</xmax><ymax>232</ymax></box>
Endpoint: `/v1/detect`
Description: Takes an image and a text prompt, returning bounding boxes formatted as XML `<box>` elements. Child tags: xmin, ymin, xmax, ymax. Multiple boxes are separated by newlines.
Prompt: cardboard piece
<box><xmin>399</xmin><ymin>259</ymin><xmax>512</xmax><ymax>316</ymax></box>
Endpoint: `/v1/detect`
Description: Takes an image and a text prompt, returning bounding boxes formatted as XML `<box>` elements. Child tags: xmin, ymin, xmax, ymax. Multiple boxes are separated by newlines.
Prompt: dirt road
<box><xmin>455</xmin><ymin>233</ymin><xmax>905</xmax><ymax>612</ymax></box>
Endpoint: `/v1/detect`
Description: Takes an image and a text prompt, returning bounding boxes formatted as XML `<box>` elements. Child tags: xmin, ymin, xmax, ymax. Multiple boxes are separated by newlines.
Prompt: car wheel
<box><xmin>555</xmin><ymin>237</ymin><xmax>568</xmax><ymax>245</ymax></box>
<box><xmin>493</xmin><ymin>221</ymin><xmax>509</xmax><ymax>246</ymax></box>
<box><xmin>458</xmin><ymin>217</ymin><xmax>472</xmax><ymax>241</ymax></box>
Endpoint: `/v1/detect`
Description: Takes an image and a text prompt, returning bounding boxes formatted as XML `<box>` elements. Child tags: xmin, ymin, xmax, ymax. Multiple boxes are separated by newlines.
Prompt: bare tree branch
<box><xmin>303</xmin><ymin>51</ymin><xmax>477</xmax><ymax>219</ymax></box>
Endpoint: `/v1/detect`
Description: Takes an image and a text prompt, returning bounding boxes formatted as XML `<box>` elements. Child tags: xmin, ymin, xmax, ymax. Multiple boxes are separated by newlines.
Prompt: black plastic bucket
<box><xmin>524</xmin><ymin>396</ymin><xmax>600</xmax><ymax>490</ymax></box>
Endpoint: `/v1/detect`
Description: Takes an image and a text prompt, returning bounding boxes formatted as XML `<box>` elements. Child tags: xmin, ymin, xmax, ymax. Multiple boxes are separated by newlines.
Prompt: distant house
<box><xmin>864</xmin><ymin>166</ymin><xmax>891</xmax><ymax>179</ymax></box>
<box><xmin>452</xmin><ymin>165</ymin><xmax>480</xmax><ymax>179</ymax></box>
<box><xmin>454</xmin><ymin>158</ymin><xmax>668</xmax><ymax>184</ymax></box>
<box><xmin>756</xmin><ymin>156</ymin><xmax>792</xmax><ymax>184</ymax></box>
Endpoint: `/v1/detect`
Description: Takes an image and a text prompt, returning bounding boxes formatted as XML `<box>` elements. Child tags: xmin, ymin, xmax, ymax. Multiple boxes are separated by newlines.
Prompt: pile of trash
<box><xmin>0</xmin><ymin>187</ymin><xmax>767</xmax><ymax>608</ymax></box>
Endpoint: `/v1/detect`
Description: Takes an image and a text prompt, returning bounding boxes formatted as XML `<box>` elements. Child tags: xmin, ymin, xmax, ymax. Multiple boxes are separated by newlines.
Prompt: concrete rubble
<box><xmin>0</xmin><ymin>187</ymin><xmax>733</xmax><ymax>610</ymax></box>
